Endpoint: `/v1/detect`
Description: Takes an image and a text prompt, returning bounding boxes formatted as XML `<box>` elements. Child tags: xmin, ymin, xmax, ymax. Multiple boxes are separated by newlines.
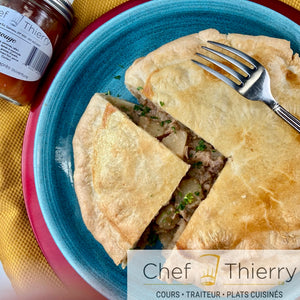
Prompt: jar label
<box><xmin>0</xmin><ymin>5</ymin><xmax>53</xmax><ymax>82</ymax></box>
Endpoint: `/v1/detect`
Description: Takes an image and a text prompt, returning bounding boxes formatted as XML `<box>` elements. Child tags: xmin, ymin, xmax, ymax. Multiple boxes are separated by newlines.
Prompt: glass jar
<box><xmin>0</xmin><ymin>0</ymin><xmax>73</xmax><ymax>105</ymax></box>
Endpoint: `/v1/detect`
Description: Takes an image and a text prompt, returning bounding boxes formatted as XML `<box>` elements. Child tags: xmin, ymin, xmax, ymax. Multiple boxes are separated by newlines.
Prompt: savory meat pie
<box><xmin>73</xmin><ymin>29</ymin><xmax>300</xmax><ymax>267</ymax></box>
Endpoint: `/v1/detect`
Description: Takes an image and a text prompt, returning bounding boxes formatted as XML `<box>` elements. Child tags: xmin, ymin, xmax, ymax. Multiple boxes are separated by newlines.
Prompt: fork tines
<box><xmin>192</xmin><ymin>41</ymin><xmax>259</xmax><ymax>88</ymax></box>
<box><xmin>192</xmin><ymin>41</ymin><xmax>300</xmax><ymax>133</ymax></box>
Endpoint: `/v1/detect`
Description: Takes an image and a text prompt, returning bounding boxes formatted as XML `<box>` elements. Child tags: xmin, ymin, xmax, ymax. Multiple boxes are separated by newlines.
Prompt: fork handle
<box><xmin>272</xmin><ymin>104</ymin><xmax>300</xmax><ymax>134</ymax></box>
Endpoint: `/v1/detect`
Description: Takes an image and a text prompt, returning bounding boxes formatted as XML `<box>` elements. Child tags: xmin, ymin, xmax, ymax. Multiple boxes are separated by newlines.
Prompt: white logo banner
<box><xmin>127</xmin><ymin>250</ymin><xmax>300</xmax><ymax>300</ymax></box>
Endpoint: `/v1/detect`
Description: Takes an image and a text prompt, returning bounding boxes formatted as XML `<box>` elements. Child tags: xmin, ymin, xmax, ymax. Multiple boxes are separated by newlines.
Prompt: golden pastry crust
<box><xmin>125</xmin><ymin>29</ymin><xmax>300</xmax><ymax>250</ymax></box>
<box><xmin>72</xmin><ymin>93</ymin><xmax>189</xmax><ymax>265</ymax></box>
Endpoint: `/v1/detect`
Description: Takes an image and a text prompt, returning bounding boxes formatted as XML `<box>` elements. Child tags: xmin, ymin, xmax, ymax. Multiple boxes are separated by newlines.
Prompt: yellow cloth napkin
<box><xmin>281</xmin><ymin>0</ymin><xmax>300</xmax><ymax>10</ymax></box>
<box><xmin>0</xmin><ymin>0</ymin><xmax>298</xmax><ymax>296</ymax></box>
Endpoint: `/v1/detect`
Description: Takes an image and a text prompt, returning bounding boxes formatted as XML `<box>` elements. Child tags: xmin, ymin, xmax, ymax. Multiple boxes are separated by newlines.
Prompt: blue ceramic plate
<box><xmin>34</xmin><ymin>0</ymin><xmax>300</xmax><ymax>299</ymax></box>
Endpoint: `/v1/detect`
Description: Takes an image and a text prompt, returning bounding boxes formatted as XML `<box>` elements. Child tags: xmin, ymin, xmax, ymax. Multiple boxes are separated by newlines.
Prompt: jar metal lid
<box><xmin>43</xmin><ymin>0</ymin><xmax>74</xmax><ymax>26</ymax></box>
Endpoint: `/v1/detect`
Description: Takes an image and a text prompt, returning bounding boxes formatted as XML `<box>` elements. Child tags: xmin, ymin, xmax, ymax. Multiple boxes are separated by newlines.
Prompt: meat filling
<box><xmin>115</xmin><ymin>99</ymin><xmax>226</xmax><ymax>249</ymax></box>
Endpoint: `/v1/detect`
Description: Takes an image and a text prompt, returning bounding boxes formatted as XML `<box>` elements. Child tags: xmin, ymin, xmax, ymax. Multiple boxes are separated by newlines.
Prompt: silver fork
<box><xmin>192</xmin><ymin>41</ymin><xmax>300</xmax><ymax>133</ymax></box>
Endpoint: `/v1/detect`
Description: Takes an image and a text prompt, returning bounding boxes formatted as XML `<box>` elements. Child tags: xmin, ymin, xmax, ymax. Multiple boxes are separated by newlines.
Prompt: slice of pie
<box><xmin>72</xmin><ymin>93</ymin><xmax>190</xmax><ymax>265</ymax></box>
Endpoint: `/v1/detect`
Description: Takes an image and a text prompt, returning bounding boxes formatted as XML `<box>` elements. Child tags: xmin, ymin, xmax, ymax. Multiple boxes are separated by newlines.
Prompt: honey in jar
<box><xmin>0</xmin><ymin>0</ymin><xmax>73</xmax><ymax>105</ymax></box>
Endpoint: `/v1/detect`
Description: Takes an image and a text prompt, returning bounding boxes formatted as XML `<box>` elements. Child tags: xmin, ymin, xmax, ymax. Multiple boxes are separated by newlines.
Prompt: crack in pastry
<box><xmin>73</xmin><ymin>92</ymin><xmax>225</xmax><ymax>266</ymax></box>
<box><xmin>109</xmin><ymin>96</ymin><xmax>226</xmax><ymax>249</ymax></box>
